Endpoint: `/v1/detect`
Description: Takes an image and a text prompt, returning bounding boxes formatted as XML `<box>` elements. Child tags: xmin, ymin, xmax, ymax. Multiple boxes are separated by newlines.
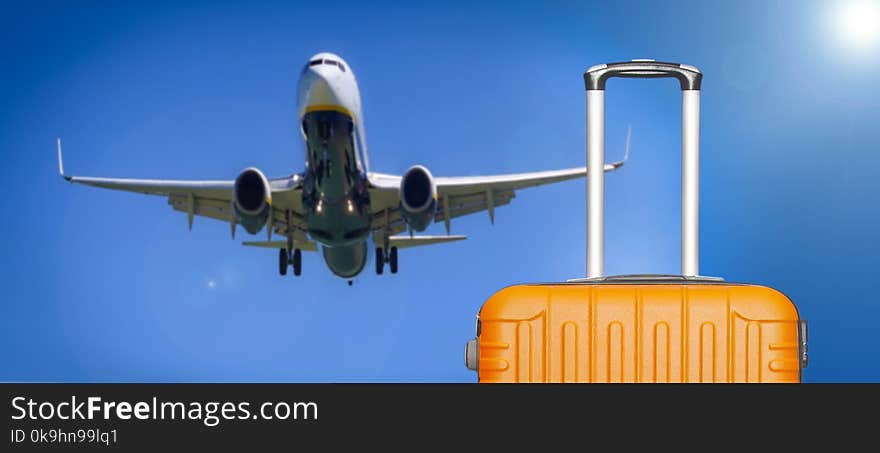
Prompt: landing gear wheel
<box><xmin>389</xmin><ymin>246</ymin><xmax>398</xmax><ymax>274</ymax></box>
<box><xmin>292</xmin><ymin>249</ymin><xmax>302</xmax><ymax>276</ymax></box>
<box><xmin>279</xmin><ymin>249</ymin><xmax>288</xmax><ymax>276</ymax></box>
<box><xmin>375</xmin><ymin>247</ymin><xmax>384</xmax><ymax>275</ymax></box>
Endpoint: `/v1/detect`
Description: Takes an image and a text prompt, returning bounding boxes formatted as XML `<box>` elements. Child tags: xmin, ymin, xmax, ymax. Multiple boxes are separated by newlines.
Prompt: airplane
<box><xmin>57</xmin><ymin>52</ymin><xmax>629</xmax><ymax>284</ymax></box>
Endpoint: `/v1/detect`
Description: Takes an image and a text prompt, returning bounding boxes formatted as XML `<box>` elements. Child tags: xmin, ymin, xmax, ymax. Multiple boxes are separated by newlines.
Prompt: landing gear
<box><xmin>389</xmin><ymin>246</ymin><xmax>398</xmax><ymax>274</ymax></box>
<box><xmin>292</xmin><ymin>249</ymin><xmax>302</xmax><ymax>276</ymax></box>
<box><xmin>279</xmin><ymin>248</ymin><xmax>301</xmax><ymax>277</ymax></box>
<box><xmin>279</xmin><ymin>249</ymin><xmax>288</xmax><ymax>276</ymax></box>
<box><xmin>375</xmin><ymin>247</ymin><xmax>384</xmax><ymax>275</ymax></box>
<box><xmin>375</xmin><ymin>246</ymin><xmax>399</xmax><ymax>275</ymax></box>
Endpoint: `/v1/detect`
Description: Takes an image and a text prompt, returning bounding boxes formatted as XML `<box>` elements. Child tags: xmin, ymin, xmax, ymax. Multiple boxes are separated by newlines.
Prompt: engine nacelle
<box><xmin>233</xmin><ymin>167</ymin><xmax>272</xmax><ymax>234</ymax></box>
<box><xmin>399</xmin><ymin>165</ymin><xmax>437</xmax><ymax>232</ymax></box>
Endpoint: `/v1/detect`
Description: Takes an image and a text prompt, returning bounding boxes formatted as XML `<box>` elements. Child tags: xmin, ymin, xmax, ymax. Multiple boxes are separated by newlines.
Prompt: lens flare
<box><xmin>835</xmin><ymin>0</ymin><xmax>880</xmax><ymax>52</ymax></box>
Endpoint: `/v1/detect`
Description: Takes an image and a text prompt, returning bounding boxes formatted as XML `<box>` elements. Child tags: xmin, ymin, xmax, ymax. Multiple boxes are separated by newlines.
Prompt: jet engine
<box><xmin>233</xmin><ymin>167</ymin><xmax>272</xmax><ymax>234</ymax></box>
<box><xmin>399</xmin><ymin>165</ymin><xmax>437</xmax><ymax>232</ymax></box>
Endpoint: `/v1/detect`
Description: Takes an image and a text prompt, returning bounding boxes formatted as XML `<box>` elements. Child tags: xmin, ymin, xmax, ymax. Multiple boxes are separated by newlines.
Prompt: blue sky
<box><xmin>1</xmin><ymin>0</ymin><xmax>878</xmax><ymax>382</ymax></box>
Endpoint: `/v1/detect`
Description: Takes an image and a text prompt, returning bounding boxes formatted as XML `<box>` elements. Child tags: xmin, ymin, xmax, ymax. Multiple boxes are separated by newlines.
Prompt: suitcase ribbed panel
<box><xmin>477</xmin><ymin>284</ymin><xmax>800</xmax><ymax>383</ymax></box>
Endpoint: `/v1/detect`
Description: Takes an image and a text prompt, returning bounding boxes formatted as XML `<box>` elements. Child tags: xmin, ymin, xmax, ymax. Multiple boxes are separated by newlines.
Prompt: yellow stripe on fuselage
<box><xmin>303</xmin><ymin>104</ymin><xmax>355</xmax><ymax>119</ymax></box>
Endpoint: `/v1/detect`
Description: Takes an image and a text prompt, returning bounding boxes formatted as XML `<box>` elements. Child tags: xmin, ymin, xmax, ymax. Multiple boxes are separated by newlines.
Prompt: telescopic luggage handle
<box><xmin>583</xmin><ymin>60</ymin><xmax>703</xmax><ymax>279</ymax></box>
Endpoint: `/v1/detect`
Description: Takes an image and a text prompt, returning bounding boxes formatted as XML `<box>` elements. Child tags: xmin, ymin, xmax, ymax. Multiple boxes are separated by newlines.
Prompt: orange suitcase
<box><xmin>465</xmin><ymin>61</ymin><xmax>808</xmax><ymax>383</ymax></box>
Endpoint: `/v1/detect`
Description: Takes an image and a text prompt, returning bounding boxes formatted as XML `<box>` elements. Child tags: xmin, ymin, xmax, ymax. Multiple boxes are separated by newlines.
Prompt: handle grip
<box><xmin>584</xmin><ymin>60</ymin><xmax>702</xmax><ymax>91</ymax></box>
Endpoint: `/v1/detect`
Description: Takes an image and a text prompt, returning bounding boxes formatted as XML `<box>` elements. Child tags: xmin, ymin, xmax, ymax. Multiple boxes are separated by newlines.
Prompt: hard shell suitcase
<box><xmin>465</xmin><ymin>61</ymin><xmax>808</xmax><ymax>383</ymax></box>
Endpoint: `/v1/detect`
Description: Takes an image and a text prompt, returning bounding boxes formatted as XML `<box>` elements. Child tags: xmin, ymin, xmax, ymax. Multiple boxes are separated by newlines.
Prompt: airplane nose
<box><xmin>302</xmin><ymin>67</ymin><xmax>342</xmax><ymax>108</ymax></box>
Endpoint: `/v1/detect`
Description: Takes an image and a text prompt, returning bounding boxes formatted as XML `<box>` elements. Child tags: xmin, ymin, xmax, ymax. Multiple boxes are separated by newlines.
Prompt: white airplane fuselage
<box><xmin>296</xmin><ymin>52</ymin><xmax>374</xmax><ymax>278</ymax></box>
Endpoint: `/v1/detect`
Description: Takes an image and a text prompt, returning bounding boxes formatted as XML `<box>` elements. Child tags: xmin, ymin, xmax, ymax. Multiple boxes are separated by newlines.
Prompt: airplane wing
<box><xmin>367</xmin><ymin>127</ymin><xmax>630</xmax><ymax>236</ymax></box>
<box><xmin>56</xmin><ymin>139</ymin><xmax>307</xmax><ymax>239</ymax></box>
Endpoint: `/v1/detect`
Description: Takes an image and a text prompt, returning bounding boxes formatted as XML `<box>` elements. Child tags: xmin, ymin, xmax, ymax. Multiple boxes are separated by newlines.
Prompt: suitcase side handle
<box><xmin>583</xmin><ymin>59</ymin><xmax>702</xmax><ymax>279</ymax></box>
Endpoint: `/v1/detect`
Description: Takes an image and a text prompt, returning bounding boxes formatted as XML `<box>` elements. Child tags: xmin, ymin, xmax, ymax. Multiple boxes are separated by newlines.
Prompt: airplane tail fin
<box><xmin>387</xmin><ymin>235</ymin><xmax>466</xmax><ymax>249</ymax></box>
<box><xmin>242</xmin><ymin>240</ymin><xmax>318</xmax><ymax>252</ymax></box>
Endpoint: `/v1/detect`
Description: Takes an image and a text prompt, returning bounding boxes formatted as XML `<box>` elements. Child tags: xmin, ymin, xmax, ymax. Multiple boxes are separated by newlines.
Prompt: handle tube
<box><xmin>586</xmin><ymin>90</ymin><xmax>605</xmax><ymax>279</ymax></box>
<box><xmin>584</xmin><ymin>60</ymin><xmax>702</xmax><ymax>278</ymax></box>
<box><xmin>681</xmin><ymin>90</ymin><xmax>700</xmax><ymax>276</ymax></box>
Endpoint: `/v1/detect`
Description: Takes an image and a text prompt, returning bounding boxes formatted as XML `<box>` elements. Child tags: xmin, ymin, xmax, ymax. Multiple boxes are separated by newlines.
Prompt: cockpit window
<box><xmin>306</xmin><ymin>58</ymin><xmax>346</xmax><ymax>72</ymax></box>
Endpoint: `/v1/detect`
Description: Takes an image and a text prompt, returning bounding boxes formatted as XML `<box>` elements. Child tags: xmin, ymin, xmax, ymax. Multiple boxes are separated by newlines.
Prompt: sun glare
<box><xmin>835</xmin><ymin>0</ymin><xmax>880</xmax><ymax>52</ymax></box>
